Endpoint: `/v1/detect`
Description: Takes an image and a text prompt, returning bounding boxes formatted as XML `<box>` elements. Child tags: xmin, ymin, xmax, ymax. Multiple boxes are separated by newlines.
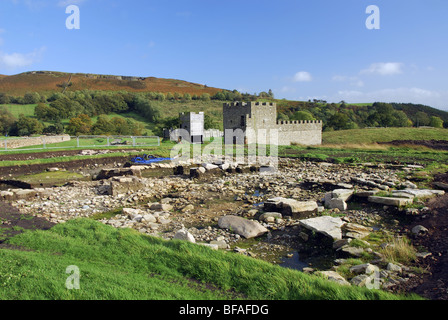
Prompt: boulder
<box><xmin>349</xmin><ymin>263</ymin><xmax>379</xmax><ymax>275</ymax></box>
<box><xmin>218</xmin><ymin>215</ymin><xmax>268</xmax><ymax>239</ymax></box>
<box><xmin>342</xmin><ymin>223</ymin><xmax>372</xmax><ymax>239</ymax></box>
<box><xmin>316</xmin><ymin>271</ymin><xmax>350</xmax><ymax>286</ymax></box>
<box><xmin>299</xmin><ymin>216</ymin><xmax>344</xmax><ymax>240</ymax></box>
<box><xmin>173</xmin><ymin>229</ymin><xmax>196</xmax><ymax>243</ymax></box>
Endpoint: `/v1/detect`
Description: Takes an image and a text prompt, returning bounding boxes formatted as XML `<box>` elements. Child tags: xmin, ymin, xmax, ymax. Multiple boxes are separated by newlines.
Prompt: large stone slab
<box><xmin>299</xmin><ymin>216</ymin><xmax>344</xmax><ymax>240</ymax></box>
<box><xmin>264</xmin><ymin>197</ymin><xmax>318</xmax><ymax>219</ymax></box>
<box><xmin>95</xmin><ymin>168</ymin><xmax>142</xmax><ymax>180</ymax></box>
<box><xmin>394</xmin><ymin>189</ymin><xmax>445</xmax><ymax>199</ymax></box>
<box><xmin>218</xmin><ymin>215</ymin><xmax>268</xmax><ymax>239</ymax></box>
<box><xmin>368</xmin><ymin>196</ymin><xmax>413</xmax><ymax>207</ymax></box>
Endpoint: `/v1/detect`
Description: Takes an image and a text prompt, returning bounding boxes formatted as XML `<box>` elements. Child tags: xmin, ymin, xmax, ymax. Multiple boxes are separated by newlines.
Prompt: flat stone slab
<box><xmin>368</xmin><ymin>196</ymin><xmax>413</xmax><ymax>207</ymax></box>
<box><xmin>299</xmin><ymin>216</ymin><xmax>344</xmax><ymax>240</ymax></box>
<box><xmin>316</xmin><ymin>271</ymin><xmax>350</xmax><ymax>286</ymax></box>
<box><xmin>394</xmin><ymin>189</ymin><xmax>445</xmax><ymax>199</ymax></box>
<box><xmin>264</xmin><ymin>197</ymin><xmax>318</xmax><ymax>218</ymax></box>
<box><xmin>218</xmin><ymin>215</ymin><xmax>268</xmax><ymax>239</ymax></box>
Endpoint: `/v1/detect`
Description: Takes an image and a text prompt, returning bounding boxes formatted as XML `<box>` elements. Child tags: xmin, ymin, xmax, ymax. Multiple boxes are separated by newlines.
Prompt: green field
<box><xmin>1</xmin><ymin>104</ymin><xmax>37</xmax><ymax>118</ymax></box>
<box><xmin>322</xmin><ymin>127</ymin><xmax>448</xmax><ymax>145</ymax></box>
<box><xmin>0</xmin><ymin>219</ymin><xmax>419</xmax><ymax>300</ymax></box>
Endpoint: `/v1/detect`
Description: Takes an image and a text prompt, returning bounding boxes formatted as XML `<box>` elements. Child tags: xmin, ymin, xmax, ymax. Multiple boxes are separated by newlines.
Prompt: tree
<box><xmin>92</xmin><ymin>115</ymin><xmax>114</xmax><ymax>135</ymax></box>
<box><xmin>0</xmin><ymin>107</ymin><xmax>16</xmax><ymax>135</ymax></box>
<box><xmin>0</xmin><ymin>93</ymin><xmax>10</xmax><ymax>104</ymax></box>
<box><xmin>23</xmin><ymin>92</ymin><xmax>41</xmax><ymax>105</ymax></box>
<box><xmin>200</xmin><ymin>93</ymin><xmax>211</xmax><ymax>101</ymax></box>
<box><xmin>415</xmin><ymin>111</ymin><xmax>430</xmax><ymax>127</ymax></box>
<box><xmin>290</xmin><ymin>111</ymin><xmax>315</xmax><ymax>121</ymax></box>
<box><xmin>15</xmin><ymin>114</ymin><xmax>44</xmax><ymax>136</ymax></box>
<box><xmin>430</xmin><ymin>116</ymin><xmax>444</xmax><ymax>128</ymax></box>
<box><xmin>67</xmin><ymin>114</ymin><xmax>92</xmax><ymax>135</ymax></box>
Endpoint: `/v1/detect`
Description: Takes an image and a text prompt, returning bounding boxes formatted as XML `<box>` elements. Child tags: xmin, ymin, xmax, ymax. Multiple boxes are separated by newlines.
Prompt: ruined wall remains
<box><xmin>223</xmin><ymin>102</ymin><xmax>322</xmax><ymax>146</ymax></box>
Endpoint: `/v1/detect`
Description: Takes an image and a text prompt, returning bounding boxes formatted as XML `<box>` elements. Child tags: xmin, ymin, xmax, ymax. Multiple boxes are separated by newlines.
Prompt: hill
<box><xmin>0</xmin><ymin>71</ymin><xmax>224</xmax><ymax>96</ymax></box>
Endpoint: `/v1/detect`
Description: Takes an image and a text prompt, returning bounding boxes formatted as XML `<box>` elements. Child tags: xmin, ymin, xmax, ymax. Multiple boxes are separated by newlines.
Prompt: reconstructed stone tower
<box><xmin>178</xmin><ymin>112</ymin><xmax>204</xmax><ymax>144</ymax></box>
<box><xmin>223</xmin><ymin>101</ymin><xmax>322</xmax><ymax>146</ymax></box>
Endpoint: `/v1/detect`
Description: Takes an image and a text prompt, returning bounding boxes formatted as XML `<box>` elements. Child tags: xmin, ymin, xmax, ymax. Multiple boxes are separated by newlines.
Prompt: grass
<box><xmin>15</xmin><ymin>171</ymin><xmax>87</xmax><ymax>186</ymax></box>
<box><xmin>322</xmin><ymin>127</ymin><xmax>448</xmax><ymax>145</ymax></box>
<box><xmin>0</xmin><ymin>219</ymin><xmax>421</xmax><ymax>300</ymax></box>
<box><xmin>1</xmin><ymin>104</ymin><xmax>36</xmax><ymax>118</ymax></box>
<box><xmin>378</xmin><ymin>237</ymin><xmax>418</xmax><ymax>265</ymax></box>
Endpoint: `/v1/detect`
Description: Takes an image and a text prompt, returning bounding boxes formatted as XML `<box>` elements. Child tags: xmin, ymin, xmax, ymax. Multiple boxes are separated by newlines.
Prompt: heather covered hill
<box><xmin>0</xmin><ymin>71</ymin><xmax>223</xmax><ymax>96</ymax></box>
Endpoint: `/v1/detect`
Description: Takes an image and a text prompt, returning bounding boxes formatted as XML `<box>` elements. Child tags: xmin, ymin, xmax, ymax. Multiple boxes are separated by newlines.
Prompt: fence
<box><xmin>0</xmin><ymin>135</ymin><xmax>160</xmax><ymax>152</ymax></box>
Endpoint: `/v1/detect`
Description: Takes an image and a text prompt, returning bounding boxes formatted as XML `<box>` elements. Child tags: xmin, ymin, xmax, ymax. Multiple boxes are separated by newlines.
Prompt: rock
<box><xmin>316</xmin><ymin>271</ymin><xmax>351</xmax><ymax>286</ymax></box>
<box><xmin>299</xmin><ymin>216</ymin><xmax>344</xmax><ymax>240</ymax></box>
<box><xmin>209</xmin><ymin>240</ymin><xmax>228</xmax><ymax>249</ymax></box>
<box><xmin>328</xmin><ymin>198</ymin><xmax>347</xmax><ymax>211</ymax></box>
<box><xmin>259</xmin><ymin>212</ymin><xmax>282</xmax><ymax>222</ymax></box>
<box><xmin>96</xmin><ymin>168</ymin><xmax>142</xmax><ymax>180</ymax></box>
<box><xmin>342</xmin><ymin>223</ymin><xmax>372</xmax><ymax>239</ymax></box>
<box><xmin>47</xmin><ymin>167</ymin><xmax>60</xmax><ymax>172</ymax></box>
<box><xmin>202</xmin><ymin>163</ymin><xmax>219</xmax><ymax>171</ymax></box>
<box><xmin>399</xmin><ymin>181</ymin><xmax>418</xmax><ymax>189</ymax></box>
<box><xmin>173</xmin><ymin>229</ymin><xmax>196</xmax><ymax>243</ymax></box>
<box><xmin>368</xmin><ymin>196</ymin><xmax>413</xmax><ymax>207</ymax></box>
<box><xmin>264</xmin><ymin>197</ymin><xmax>318</xmax><ymax>219</ymax></box>
<box><xmin>110</xmin><ymin>176</ymin><xmax>145</xmax><ymax>196</ymax></box>
<box><xmin>218</xmin><ymin>215</ymin><xmax>268</xmax><ymax>239</ymax></box>
<box><xmin>143</xmin><ymin>214</ymin><xmax>157</xmax><ymax>223</ymax></box>
<box><xmin>339</xmin><ymin>246</ymin><xmax>365</xmax><ymax>257</ymax></box>
<box><xmin>149</xmin><ymin>203</ymin><xmax>173</xmax><ymax>211</ymax></box>
<box><xmin>386</xmin><ymin>263</ymin><xmax>402</xmax><ymax>273</ymax></box>
<box><xmin>349</xmin><ymin>263</ymin><xmax>379</xmax><ymax>275</ymax></box>
<box><xmin>411</xmin><ymin>225</ymin><xmax>429</xmax><ymax>236</ymax></box>
<box><xmin>350</xmin><ymin>274</ymin><xmax>370</xmax><ymax>287</ymax></box>
<box><xmin>397</xmin><ymin>189</ymin><xmax>445</xmax><ymax>199</ymax></box>
<box><xmin>333</xmin><ymin>239</ymin><xmax>352</xmax><ymax>250</ymax></box>
<box><xmin>331</xmin><ymin>189</ymin><xmax>354</xmax><ymax>201</ymax></box>
<box><xmin>199</xmin><ymin>243</ymin><xmax>219</xmax><ymax>250</ymax></box>
<box><xmin>181</xmin><ymin>204</ymin><xmax>195</xmax><ymax>212</ymax></box>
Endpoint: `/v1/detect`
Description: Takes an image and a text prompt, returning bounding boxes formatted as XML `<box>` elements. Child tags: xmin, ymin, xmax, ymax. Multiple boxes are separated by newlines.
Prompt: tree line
<box><xmin>277</xmin><ymin>101</ymin><xmax>445</xmax><ymax>131</ymax></box>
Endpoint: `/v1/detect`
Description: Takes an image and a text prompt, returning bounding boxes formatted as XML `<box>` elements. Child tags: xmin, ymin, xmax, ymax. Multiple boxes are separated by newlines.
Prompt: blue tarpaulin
<box><xmin>130</xmin><ymin>154</ymin><xmax>172</xmax><ymax>164</ymax></box>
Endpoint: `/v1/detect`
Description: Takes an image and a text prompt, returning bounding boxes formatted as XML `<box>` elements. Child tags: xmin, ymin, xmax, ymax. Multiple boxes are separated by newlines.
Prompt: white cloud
<box><xmin>361</xmin><ymin>62</ymin><xmax>404</xmax><ymax>76</ymax></box>
<box><xmin>293</xmin><ymin>71</ymin><xmax>312</xmax><ymax>82</ymax></box>
<box><xmin>0</xmin><ymin>47</ymin><xmax>45</xmax><ymax>70</ymax></box>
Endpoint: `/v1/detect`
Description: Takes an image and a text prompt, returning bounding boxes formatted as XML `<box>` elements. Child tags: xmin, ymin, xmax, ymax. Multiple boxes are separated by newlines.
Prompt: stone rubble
<box><xmin>4</xmin><ymin>157</ymin><xmax>445</xmax><ymax>291</ymax></box>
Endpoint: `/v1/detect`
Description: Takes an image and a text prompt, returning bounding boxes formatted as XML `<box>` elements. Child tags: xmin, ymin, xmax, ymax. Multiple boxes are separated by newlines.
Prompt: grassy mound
<box><xmin>0</xmin><ymin>219</ymin><xmax>420</xmax><ymax>300</ymax></box>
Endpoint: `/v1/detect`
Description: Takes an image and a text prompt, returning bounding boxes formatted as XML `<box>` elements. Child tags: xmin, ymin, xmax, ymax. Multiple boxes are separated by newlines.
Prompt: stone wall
<box><xmin>2</xmin><ymin>135</ymin><xmax>71</xmax><ymax>150</ymax></box>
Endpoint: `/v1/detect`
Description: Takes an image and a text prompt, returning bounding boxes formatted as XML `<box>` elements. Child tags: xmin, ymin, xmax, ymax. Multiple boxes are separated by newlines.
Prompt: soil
<box><xmin>391</xmin><ymin>173</ymin><xmax>448</xmax><ymax>300</ymax></box>
<box><xmin>0</xmin><ymin>149</ymin><xmax>141</xmax><ymax>179</ymax></box>
<box><xmin>383</xmin><ymin>140</ymin><xmax>448</xmax><ymax>151</ymax></box>
<box><xmin>0</xmin><ymin>200</ymin><xmax>55</xmax><ymax>249</ymax></box>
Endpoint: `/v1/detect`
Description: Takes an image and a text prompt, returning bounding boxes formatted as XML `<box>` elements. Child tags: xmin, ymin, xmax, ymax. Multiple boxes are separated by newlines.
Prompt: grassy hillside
<box><xmin>0</xmin><ymin>219</ymin><xmax>418</xmax><ymax>300</ymax></box>
<box><xmin>322</xmin><ymin>127</ymin><xmax>448</xmax><ymax>145</ymax></box>
<box><xmin>0</xmin><ymin>71</ymin><xmax>224</xmax><ymax>97</ymax></box>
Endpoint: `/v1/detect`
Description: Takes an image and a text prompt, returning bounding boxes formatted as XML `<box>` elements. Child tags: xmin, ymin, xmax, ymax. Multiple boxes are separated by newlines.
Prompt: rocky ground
<box><xmin>1</xmin><ymin>154</ymin><xmax>448</xmax><ymax>299</ymax></box>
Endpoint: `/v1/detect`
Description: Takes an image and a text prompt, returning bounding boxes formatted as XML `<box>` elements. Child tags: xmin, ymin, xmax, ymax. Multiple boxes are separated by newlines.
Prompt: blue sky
<box><xmin>0</xmin><ymin>0</ymin><xmax>447</xmax><ymax>110</ymax></box>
